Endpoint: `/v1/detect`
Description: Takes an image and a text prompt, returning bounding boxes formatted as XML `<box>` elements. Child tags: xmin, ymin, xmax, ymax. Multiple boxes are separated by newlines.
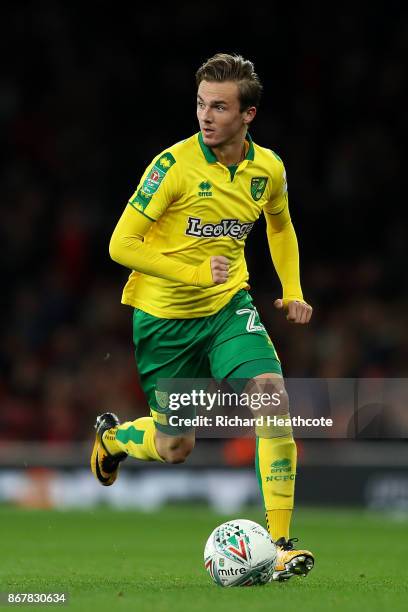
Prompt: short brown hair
<box><xmin>196</xmin><ymin>53</ymin><xmax>263</xmax><ymax>112</ymax></box>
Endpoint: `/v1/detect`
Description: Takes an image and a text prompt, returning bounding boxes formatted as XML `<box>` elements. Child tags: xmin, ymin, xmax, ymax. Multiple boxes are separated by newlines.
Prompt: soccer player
<box><xmin>91</xmin><ymin>53</ymin><xmax>314</xmax><ymax>581</ymax></box>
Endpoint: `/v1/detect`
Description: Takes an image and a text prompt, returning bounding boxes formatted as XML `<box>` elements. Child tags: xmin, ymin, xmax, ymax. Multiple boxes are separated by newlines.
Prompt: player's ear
<box><xmin>243</xmin><ymin>106</ymin><xmax>257</xmax><ymax>125</ymax></box>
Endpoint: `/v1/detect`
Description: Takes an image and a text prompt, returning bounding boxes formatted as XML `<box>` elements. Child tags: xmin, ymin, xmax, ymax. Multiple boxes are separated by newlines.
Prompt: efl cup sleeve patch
<box><xmin>130</xmin><ymin>152</ymin><xmax>176</xmax><ymax>211</ymax></box>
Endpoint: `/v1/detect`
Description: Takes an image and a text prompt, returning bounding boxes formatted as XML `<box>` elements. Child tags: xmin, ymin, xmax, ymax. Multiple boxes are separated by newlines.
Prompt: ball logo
<box><xmin>218</xmin><ymin>567</ymin><xmax>247</xmax><ymax>576</ymax></box>
<box><xmin>227</xmin><ymin>537</ymin><xmax>248</xmax><ymax>561</ymax></box>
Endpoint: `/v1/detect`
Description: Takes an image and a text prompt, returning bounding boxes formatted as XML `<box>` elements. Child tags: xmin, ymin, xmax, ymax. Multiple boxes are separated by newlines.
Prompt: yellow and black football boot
<box><xmin>91</xmin><ymin>412</ymin><xmax>127</xmax><ymax>486</ymax></box>
<box><xmin>272</xmin><ymin>537</ymin><xmax>314</xmax><ymax>581</ymax></box>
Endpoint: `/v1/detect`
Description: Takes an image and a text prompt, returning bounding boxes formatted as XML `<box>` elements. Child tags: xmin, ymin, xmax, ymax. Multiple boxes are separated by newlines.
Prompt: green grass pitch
<box><xmin>1</xmin><ymin>505</ymin><xmax>407</xmax><ymax>611</ymax></box>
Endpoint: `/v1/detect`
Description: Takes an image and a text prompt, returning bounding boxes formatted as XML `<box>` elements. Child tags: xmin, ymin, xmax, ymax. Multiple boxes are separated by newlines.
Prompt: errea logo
<box><xmin>265</xmin><ymin>458</ymin><xmax>295</xmax><ymax>482</ymax></box>
<box><xmin>198</xmin><ymin>181</ymin><xmax>212</xmax><ymax>197</ymax></box>
<box><xmin>270</xmin><ymin>458</ymin><xmax>291</xmax><ymax>473</ymax></box>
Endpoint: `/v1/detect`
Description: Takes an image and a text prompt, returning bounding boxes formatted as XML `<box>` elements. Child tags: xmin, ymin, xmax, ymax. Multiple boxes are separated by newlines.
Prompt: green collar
<box><xmin>198</xmin><ymin>131</ymin><xmax>255</xmax><ymax>163</ymax></box>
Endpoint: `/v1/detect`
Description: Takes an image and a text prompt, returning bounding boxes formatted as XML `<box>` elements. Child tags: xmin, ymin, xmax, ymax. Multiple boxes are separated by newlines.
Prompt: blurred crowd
<box><xmin>1</xmin><ymin>3</ymin><xmax>407</xmax><ymax>442</ymax></box>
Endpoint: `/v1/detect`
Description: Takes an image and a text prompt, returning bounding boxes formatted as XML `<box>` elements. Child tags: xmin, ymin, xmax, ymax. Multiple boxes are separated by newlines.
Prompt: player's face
<box><xmin>197</xmin><ymin>80</ymin><xmax>256</xmax><ymax>148</ymax></box>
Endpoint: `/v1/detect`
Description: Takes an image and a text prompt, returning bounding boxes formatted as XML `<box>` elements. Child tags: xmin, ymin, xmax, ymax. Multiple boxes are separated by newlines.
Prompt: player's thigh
<box><xmin>207</xmin><ymin>291</ymin><xmax>289</xmax><ymax>416</ymax></box>
<box><xmin>208</xmin><ymin>290</ymin><xmax>282</xmax><ymax>379</ymax></box>
<box><xmin>133</xmin><ymin>308</ymin><xmax>211</xmax><ymax>436</ymax></box>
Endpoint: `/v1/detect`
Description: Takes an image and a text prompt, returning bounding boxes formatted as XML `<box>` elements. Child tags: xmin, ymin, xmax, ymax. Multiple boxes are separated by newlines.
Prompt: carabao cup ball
<box><xmin>204</xmin><ymin>519</ymin><xmax>277</xmax><ymax>586</ymax></box>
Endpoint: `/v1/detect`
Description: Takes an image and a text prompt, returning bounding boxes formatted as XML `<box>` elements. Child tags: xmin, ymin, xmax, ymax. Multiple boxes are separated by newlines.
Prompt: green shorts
<box><xmin>133</xmin><ymin>290</ymin><xmax>282</xmax><ymax>434</ymax></box>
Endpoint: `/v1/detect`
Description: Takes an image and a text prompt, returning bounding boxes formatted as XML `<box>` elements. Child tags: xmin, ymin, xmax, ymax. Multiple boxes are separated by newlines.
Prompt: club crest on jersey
<box><xmin>250</xmin><ymin>176</ymin><xmax>268</xmax><ymax>201</ymax></box>
<box><xmin>185</xmin><ymin>216</ymin><xmax>254</xmax><ymax>240</ymax></box>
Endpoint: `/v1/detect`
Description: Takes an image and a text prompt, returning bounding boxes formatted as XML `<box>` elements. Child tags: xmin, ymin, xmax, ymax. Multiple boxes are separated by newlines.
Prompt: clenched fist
<box><xmin>211</xmin><ymin>256</ymin><xmax>229</xmax><ymax>284</ymax></box>
<box><xmin>274</xmin><ymin>298</ymin><xmax>313</xmax><ymax>324</ymax></box>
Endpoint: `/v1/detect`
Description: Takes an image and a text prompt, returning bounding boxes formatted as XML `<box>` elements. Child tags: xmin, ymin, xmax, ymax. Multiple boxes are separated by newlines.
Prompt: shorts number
<box><xmin>236</xmin><ymin>308</ymin><xmax>266</xmax><ymax>333</ymax></box>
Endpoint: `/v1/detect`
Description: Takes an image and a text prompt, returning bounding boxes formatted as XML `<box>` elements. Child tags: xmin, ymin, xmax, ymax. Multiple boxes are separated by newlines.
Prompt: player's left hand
<box><xmin>274</xmin><ymin>298</ymin><xmax>313</xmax><ymax>324</ymax></box>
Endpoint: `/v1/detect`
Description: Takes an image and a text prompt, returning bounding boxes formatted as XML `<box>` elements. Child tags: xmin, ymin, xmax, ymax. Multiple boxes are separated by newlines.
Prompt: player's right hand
<box><xmin>210</xmin><ymin>256</ymin><xmax>229</xmax><ymax>284</ymax></box>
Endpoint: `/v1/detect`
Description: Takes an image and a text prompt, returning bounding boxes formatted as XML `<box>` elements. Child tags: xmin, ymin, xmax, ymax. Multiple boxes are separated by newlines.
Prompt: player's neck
<box><xmin>212</xmin><ymin>133</ymin><xmax>248</xmax><ymax>167</ymax></box>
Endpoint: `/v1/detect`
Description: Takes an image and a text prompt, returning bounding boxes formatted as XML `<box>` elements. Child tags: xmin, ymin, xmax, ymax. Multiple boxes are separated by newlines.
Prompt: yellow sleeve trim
<box><xmin>128</xmin><ymin>201</ymin><xmax>156</xmax><ymax>222</ymax></box>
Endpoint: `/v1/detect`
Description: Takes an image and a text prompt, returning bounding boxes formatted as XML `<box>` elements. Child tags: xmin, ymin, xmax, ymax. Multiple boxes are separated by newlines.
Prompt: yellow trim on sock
<box><xmin>255</xmin><ymin>412</ymin><xmax>293</xmax><ymax>438</ymax></box>
<box><xmin>102</xmin><ymin>428</ymin><xmax>122</xmax><ymax>455</ymax></box>
<box><xmin>150</xmin><ymin>408</ymin><xmax>168</xmax><ymax>426</ymax></box>
<box><xmin>257</xmin><ymin>433</ymin><xmax>297</xmax><ymax>511</ymax></box>
<box><xmin>266</xmin><ymin>509</ymin><xmax>292</xmax><ymax>541</ymax></box>
<box><xmin>114</xmin><ymin>417</ymin><xmax>164</xmax><ymax>462</ymax></box>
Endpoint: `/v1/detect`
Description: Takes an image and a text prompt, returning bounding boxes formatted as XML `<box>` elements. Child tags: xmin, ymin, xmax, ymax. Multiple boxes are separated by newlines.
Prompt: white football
<box><xmin>204</xmin><ymin>519</ymin><xmax>277</xmax><ymax>586</ymax></box>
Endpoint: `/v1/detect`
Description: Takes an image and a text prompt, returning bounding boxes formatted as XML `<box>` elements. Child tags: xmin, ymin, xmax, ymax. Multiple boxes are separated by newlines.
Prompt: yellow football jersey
<box><xmin>121</xmin><ymin>132</ymin><xmax>289</xmax><ymax>318</ymax></box>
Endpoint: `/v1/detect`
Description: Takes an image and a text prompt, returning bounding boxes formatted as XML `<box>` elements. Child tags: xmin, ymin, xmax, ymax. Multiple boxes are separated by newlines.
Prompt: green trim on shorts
<box><xmin>228</xmin><ymin>358</ymin><xmax>282</xmax><ymax>379</ymax></box>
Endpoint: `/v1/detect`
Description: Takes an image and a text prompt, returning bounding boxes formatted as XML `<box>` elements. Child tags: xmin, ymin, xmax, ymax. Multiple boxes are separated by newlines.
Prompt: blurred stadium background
<box><xmin>1</xmin><ymin>2</ymin><xmax>407</xmax><ymax>515</ymax></box>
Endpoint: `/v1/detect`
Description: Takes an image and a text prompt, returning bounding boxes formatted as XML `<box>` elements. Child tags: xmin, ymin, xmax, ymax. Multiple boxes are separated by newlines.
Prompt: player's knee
<box><xmin>248</xmin><ymin>375</ymin><xmax>289</xmax><ymax>417</ymax></box>
<box><xmin>269</xmin><ymin>386</ymin><xmax>289</xmax><ymax>416</ymax></box>
<box><xmin>162</xmin><ymin>436</ymin><xmax>195</xmax><ymax>464</ymax></box>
